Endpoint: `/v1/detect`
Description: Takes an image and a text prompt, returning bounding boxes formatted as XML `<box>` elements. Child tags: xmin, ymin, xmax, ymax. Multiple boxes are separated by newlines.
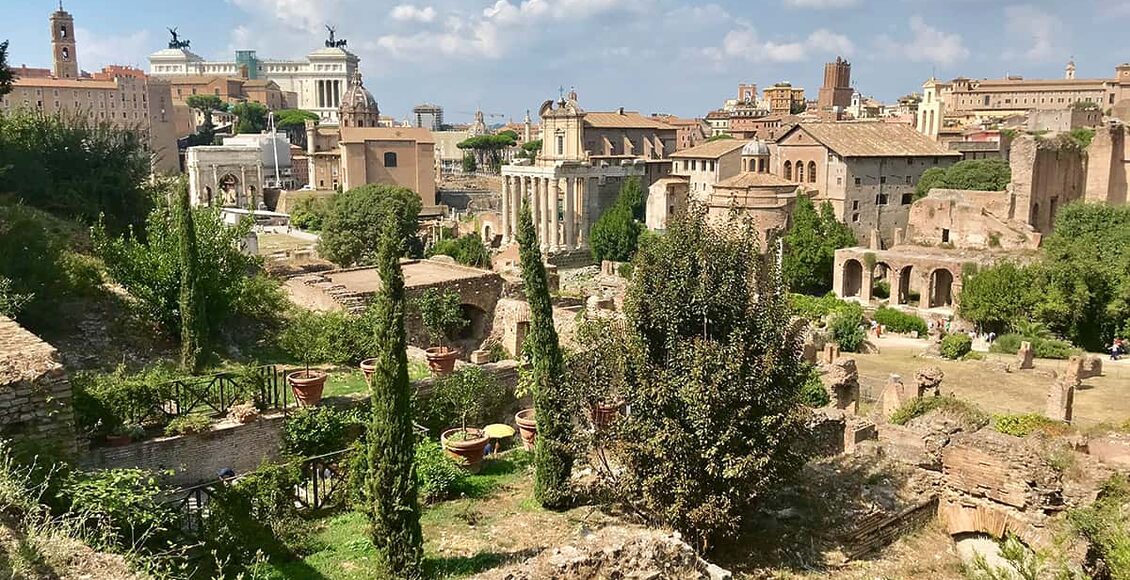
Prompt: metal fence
<box><xmin>127</xmin><ymin>365</ymin><xmax>289</xmax><ymax>426</ymax></box>
<box><xmin>166</xmin><ymin>448</ymin><xmax>352</xmax><ymax>537</ymax></box>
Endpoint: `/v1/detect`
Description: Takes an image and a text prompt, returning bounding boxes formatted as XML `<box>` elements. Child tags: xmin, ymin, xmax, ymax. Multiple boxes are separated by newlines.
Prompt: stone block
<box><xmin>915</xmin><ymin>366</ymin><xmax>944</xmax><ymax>398</ymax></box>
<box><xmin>1046</xmin><ymin>379</ymin><xmax>1076</xmax><ymax>423</ymax></box>
<box><xmin>845</xmin><ymin>418</ymin><xmax>877</xmax><ymax>453</ymax></box>
<box><xmin>470</xmin><ymin>349</ymin><xmax>492</xmax><ymax>364</ymax></box>
<box><xmin>881</xmin><ymin>374</ymin><xmax>908</xmax><ymax>419</ymax></box>
<box><xmin>1080</xmin><ymin>356</ymin><xmax>1103</xmax><ymax>380</ymax></box>
<box><xmin>822</xmin><ymin>343</ymin><xmax>840</xmax><ymax>365</ymax></box>
<box><xmin>942</xmin><ymin>430</ymin><xmax>1063</xmax><ymax>511</ymax></box>
<box><xmin>1017</xmin><ymin>341</ymin><xmax>1035</xmax><ymax>370</ymax></box>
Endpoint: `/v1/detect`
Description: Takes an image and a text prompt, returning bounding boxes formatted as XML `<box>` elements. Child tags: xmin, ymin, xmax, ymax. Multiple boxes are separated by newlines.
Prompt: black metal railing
<box><xmin>127</xmin><ymin>365</ymin><xmax>289</xmax><ymax>426</ymax></box>
<box><xmin>166</xmin><ymin>448</ymin><xmax>352</xmax><ymax>536</ymax></box>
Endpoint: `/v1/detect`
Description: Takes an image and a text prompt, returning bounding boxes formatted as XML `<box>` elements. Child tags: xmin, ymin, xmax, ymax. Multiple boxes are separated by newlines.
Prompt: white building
<box><xmin>149</xmin><ymin>35</ymin><xmax>358</xmax><ymax>125</ymax></box>
<box><xmin>186</xmin><ymin>133</ymin><xmax>293</xmax><ymax>207</ymax></box>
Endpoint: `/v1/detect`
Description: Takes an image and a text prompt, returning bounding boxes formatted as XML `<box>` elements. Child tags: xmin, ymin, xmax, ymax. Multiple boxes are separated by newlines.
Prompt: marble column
<box><xmin>564</xmin><ymin>177</ymin><xmax>575</xmax><ymax>249</ymax></box>
<box><xmin>538</xmin><ymin>177</ymin><xmax>549</xmax><ymax>251</ymax></box>
<box><xmin>549</xmin><ymin>178</ymin><xmax>560</xmax><ymax>252</ymax></box>
<box><xmin>501</xmin><ymin>176</ymin><xmax>511</xmax><ymax>242</ymax></box>
<box><xmin>511</xmin><ymin>176</ymin><xmax>520</xmax><ymax>237</ymax></box>
<box><xmin>520</xmin><ymin>176</ymin><xmax>531</xmax><ymax>238</ymax></box>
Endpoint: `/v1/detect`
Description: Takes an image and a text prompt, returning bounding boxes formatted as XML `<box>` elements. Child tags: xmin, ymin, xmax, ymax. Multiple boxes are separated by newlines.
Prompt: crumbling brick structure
<box><xmin>0</xmin><ymin>316</ymin><xmax>75</xmax><ymax>451</ymax></box>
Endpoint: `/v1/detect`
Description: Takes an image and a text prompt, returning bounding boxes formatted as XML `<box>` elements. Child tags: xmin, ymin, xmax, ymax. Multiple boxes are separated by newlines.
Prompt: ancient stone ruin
<box><xmin>914</xmin><ymin>366</ymin><xmax>944</xmax><ymax>398</ymax></box>
<box><xmin>821</xmin><ymin>356</ymin><xmax>859</xmax><ymax>414</ymax></box>
<box><xmin>881</xmin><ymin>374</ymin><xmax>908</xmax><ymax>418</ymax></box>
<box><xmin>1017</xmin><ymin>341</ymin><xmax>1035</xmax><ymax>370</ymax></box>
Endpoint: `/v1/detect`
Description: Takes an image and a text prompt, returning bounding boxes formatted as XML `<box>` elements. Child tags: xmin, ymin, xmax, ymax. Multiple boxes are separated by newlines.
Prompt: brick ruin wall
<box><xmin>0</xmin><ymin>316</ymin><xmax>75</xmax><ymax>452</ymax></box>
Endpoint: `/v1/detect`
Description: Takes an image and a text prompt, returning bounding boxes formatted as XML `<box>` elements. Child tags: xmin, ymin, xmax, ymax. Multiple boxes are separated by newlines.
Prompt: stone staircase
<box><xmin>299</xmin><ymin>274</ymin><xmax>371</xmax><ymax>314</ymax></box>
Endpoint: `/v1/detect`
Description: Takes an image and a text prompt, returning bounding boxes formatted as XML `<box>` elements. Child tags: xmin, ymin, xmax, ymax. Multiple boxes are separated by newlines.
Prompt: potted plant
<box><xmin>414</xmin><ymin>288</ymin><xmax>468</xmax><ymax>376</ymax></box>
<box><xmin>438</xmin><ymin>367</ymin><xmax>495</xmax><ymax>472</ymax></box>
<box><xmin>359</xmin><ymin>357</ymin><xmax>378</xmax><ymax>386</ymax></box>
<box><xmin>279</xmin><ymin>310</ymin><xmax>329</xmax><ymax>406</ymax></box>
<box><xmin>513</xmin><ymin>344</ymin><xmax>537</xmax><ymax>450</ymax></box>
<box><xmin>106</xmin><ymin>423</ymin><xmax>144</xmax><ymax>447</ymax></box>
<box><xmin>572</xmin><ymin>318</ymin><xmax>629</xmax><ymax>431</ymax></box>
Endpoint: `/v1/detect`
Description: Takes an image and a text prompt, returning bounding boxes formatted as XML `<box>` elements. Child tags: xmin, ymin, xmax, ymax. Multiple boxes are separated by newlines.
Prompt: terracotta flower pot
<box><xmin>425</xmin><ymin>346</ymin><xmax>460</xmax><ymax>375</ymax></box>
<box><xmin>590</xmin><ymin>399</ymin><xmax>624</xmax><ymax>431</ymax></box>
<box><xmin>359</xmin><ymin>358</ymin><xmax>378</xmax><ymax>385</ymax></box>
<box><xmin>287</xmin><ymin>369</ymin><xmax>327</xmax><ymax>407</ymax></box>
<box><xmin>515</xmin><ymin>409</ymin><xmax>537</xmax><ymax>451</ymax></box>
<box><xmin>441</xmin><ymin>427</ymin><xmax>489</xmax><ymax>473</ymax></box>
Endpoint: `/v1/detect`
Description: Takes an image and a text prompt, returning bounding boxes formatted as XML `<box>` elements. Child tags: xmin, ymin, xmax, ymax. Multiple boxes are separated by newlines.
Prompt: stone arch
<box><xmin>871</xmin><ymin>261</ymin><xmax>892</xmax><ymax>302</ymax></box>
<box><xmin>929</xmin><ymin>268</ymin><xmax>955</xmax><ymax>308</ymax></box>
<box><xmin>783</xmin><ymin>160</ymin><xmax>792</xmax><ymax>180</ymax></box>
<box><xmin>482</xmin><ymin>224</ymin><xmax>493</xmax><ymax>245</ymax></box>
<box><xmin>457</xmin><ymin>303</ymin><xmax>489</xmax><ymax>342</ymax></box>
<box><xmin>842</xmin><ymin>259</ymin><xmax>863</xmax><ymax>298</ymax></box>
<box><xmin>807</xmin><ymin>161</ymin><xmax>817</xmax><ymax>183</ymax></box>
<box><xmin>896</xmin><ymin>265</ymin><xmax>914</xmax><ymax>305</ymax></box>
<box><xmin>218</xmin><ymin>174</ymin><xmax>239</xmax><ymax>206</ymax></box>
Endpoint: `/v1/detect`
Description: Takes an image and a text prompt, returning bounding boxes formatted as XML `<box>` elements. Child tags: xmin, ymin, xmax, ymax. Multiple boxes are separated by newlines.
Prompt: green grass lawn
<box><xmin>255</xmin><ymin>451</ymin><xmax>535</xmax><ymax>580</ymax></box>
<box><xmin>321</xmin><ymin>362</ymin><xmax>431</xmax><ymax>399</ymax></box>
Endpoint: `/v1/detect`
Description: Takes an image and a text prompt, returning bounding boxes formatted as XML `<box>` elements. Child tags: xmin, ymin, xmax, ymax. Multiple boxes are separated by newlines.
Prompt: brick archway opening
<box><xmin>842</xmin><ymin>259</ymin><xmax>863</xmax><ymax>298</ymax></box>
<box><xmin>930</xmin><ymin>268</ymin><xmax>955</xmax><ymax>308</ymax></box>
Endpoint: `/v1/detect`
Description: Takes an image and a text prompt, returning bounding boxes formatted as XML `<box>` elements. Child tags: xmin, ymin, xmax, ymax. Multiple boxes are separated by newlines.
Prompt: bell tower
<box><xmin>50</xmin><ymin>3</ymin><xmax>79</xmax><ymax>79</ymax></box>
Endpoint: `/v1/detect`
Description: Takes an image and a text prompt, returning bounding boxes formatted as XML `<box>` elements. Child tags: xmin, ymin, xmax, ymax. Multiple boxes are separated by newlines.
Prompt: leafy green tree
<box><xmin>519</xmin><ymin>139</ymin><xmax>542</xmax><ymax>159</ymax></box>
<box><xmin>618</xmin><ymin>203</ymin><xmax>812</xmax><ymax>549</ymax></box>
<box><xmin>781</xmin><ymin>196</ymin><xmax>856</xmax><ymax>295</ymax></box>
<box><xmin>174</xmin><ymin>183</ymin><xmax>205</xmax><ymax>371</ymax></box>
<box><xmin>318</xmin><ymin>184</ymin><xmax>422</xmax><ymax>266</ymax></box>
<box><xmin>0</xmin><ymin>40</ymin><xmax>12</xmax><ymax>97</ymax></box>
<box><xmin>0</xmin><ymin>109</ymin><xmax>151</xmax><ymax>233</ymax></box>
<box><xmin>93</xmin><ymin>180</ymin><xmax>283</xmax><ymax>341</ymax></box>
<box><xmin>427</xmin><ymin>233</ymin><xmax>491</xmax><ymax>268</ymax></box>
<box><xmin>366</xmin><ymin>209</ymin><xmax>424</xmax><ymax>578</ymax></box>
<box><xmin>273</xmin><ymin>108</ymin><xmax>319</xmax><ymax>146</ymax></box>
<box><xmin>185</xmin><ymin>94</ymin><xmax>225</xmax><ymax>136</ymax></box>
<box><xmin>516</xmin><ymin>200</ymin><xmax>573</xmax><ymax>508</ymax></box>
<box><xmin>230</xmin><ymin>101</ymin><xmax>269</xmax><ymax>134</ymax></box>
<box><xmin>461</xmin><ymin>153</ymin><xmax>477</xmax><ymax>173</ymax></box>
<box><xmin>589</xmin><ymin>178</ymin><xmax>645</xmax><ymax>262</ymax></box>
<box><xmin>914</xmin><ymin>167</ymin><xmax>948</xmax><ymax>200</ymax></box>
<box><xmin>958</xmin><ymin>261</ymin><xmax>1039</xmax><ymax>334</ymax></box>
<box><xmin>457</xmin><ymin>133</ymin><xmax>517</xmax><ymax>170</ymax></box>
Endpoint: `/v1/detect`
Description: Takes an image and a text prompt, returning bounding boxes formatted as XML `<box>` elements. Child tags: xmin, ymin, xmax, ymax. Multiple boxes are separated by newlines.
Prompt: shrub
<box><xmin>164</xmin><ymin>414</ymin><xmax>211</xmax><ymax>437</ymax></box>
<box><xmin>789</xmin><ymin>293</ymin><xmax>857</xmax><ymax>326</ymax></box>
<box><xmin>415</xmin><ymin>438</ymin><xmax>467</xmax><ymax>503</ymax></box>
<box><xmin>61</xmin><ymin>468</ymin><xmax>179</xmax><ymax>551</ymax></box>
<box><xmin>889</xmin><ymin>396</ymin><xmax>988</xmax><ymax>429</ymax></box>
<box><xmin>287</xmin><ymin>195</ymin><xmax>332</xmax><ymax>231</ymax></box>
<box><xmin>940</xmin><ymin>333</ymin><xmax>972</xmax><ymax>359</ymax></box>
<box><xmin>993</xmin><ymin>413</ymin><xmax>1070</xmax><ymax>438</ymax></box>
<box><xmin>873</xmin><ymin>306</ymin><xmax>927</xmax><ymax>336</ymax></box>
<box><xmin>1069</xmin><ymin>474</ymin><xmax>1130</xmax><ymax>578</ymax></box>
<box><xmin>798</xmin><ymin>364</ymin><xmax>830</xmax><ymax>407</ymax></box>
<box><xmin>71</xmin><ymin>364</ymin><xmax>180</xmax><ymax>438</ymax></box>
<box><xmin>280</xmin><ymin>406</ymin><xmax>361</xmax><ymax>458</ymax></box>
<box><xmin>781</xmin><ymin>197</ymin><xmax>857</xmax><ymax>295</ymax></box>
<box><xmin>990</xmin><ymin>333</ymin><xmax>1075</xmax><ymax>360</ymax></box>
<box><xmin>428</xmin><ymin>233</ymin><xmax>491</xmax><ymax>268</ymax></box>
<box><xmin>590</xmin><ymin>178</ymin><xmax>645</xmax><ymax>262</ymax></box>
<box><xmin>830</xmin><ymin>305</ymin><xmax>866</xmax><ymax>352</ymax></box>
<box><xmin>204</xmin><ymin>461</ymin><xmax>305</xmax><ymax>570</ymax></box>
<box><xmin>277</xmin><ymin>307</ymin><xmax>380</xmax><ymax>368</ymax></box>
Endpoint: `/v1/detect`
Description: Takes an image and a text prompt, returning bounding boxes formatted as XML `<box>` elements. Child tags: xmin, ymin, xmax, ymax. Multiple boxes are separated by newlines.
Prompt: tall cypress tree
<box><xmin>516</xmin><ymin>200</ymin><xmax>573</xmax><ymax>508</ymax></box>
<box><xmin>366</xmin><ymin>209</ymin><xmax>424</xmax><ymax>578</ymax></box>
<box><xmin>176</xmin><ymin>183</ymin><xmax>205</xmax><ymax>372</ymax></box>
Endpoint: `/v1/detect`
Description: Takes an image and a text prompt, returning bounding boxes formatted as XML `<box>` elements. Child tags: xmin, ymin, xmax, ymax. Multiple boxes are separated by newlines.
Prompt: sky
<box><xmin>4</xmin><ymin>0</ymin><xmax>1130</xmax><ymax>124</ymax></box>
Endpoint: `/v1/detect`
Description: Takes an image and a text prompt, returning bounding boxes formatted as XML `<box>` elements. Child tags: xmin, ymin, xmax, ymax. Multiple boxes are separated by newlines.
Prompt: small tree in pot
<box><xmin>279</xmin><ymin>309</ymin><xmax>330</xmax><ymax>406</ymax></box>
<box><xmin>437</xmin><ymin>366</ymin><xmax>499</xmax><ymax>472</ymax></box>
<box><xmin>413</xmin><ymin>288</ymin><xmax>467</xmax><ymax>375</ymax></box>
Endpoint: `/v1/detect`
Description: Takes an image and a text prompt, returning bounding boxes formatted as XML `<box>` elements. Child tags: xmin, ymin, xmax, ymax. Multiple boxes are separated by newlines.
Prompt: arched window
<box><xmin>808</xmin><ymin>161</ymin><xmax>817</xmax><ymax>183</ymax></box>
<box><xmin>796</xmin><ymin>162</ymin><xmax>805</xmax><ymax>183</ymax></box>
<box><xmin>384</xmin><ymin>152</ymin><xmax>398</xmax><ymax>167</ymax></box>
<box><xmin>783</xmin><ymin>161</ymin><xmax>792</xmax><ymax>180</ymax></box>
<box><xmin>61</xmin><ymin>47</ymin><xmax>70</xmax><ymax>60</ymax></box>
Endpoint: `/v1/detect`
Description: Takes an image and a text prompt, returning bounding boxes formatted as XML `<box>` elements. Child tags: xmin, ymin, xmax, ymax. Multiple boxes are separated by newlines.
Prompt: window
<box><xmin>941</xmin><ymin>228</ymin><xmax>950</xmax><ymax>243</ymax></box>
<box><xmin>852</xmin><ymin>200</ymin><xmax>859</xmax><ymax>210</ymax></box>
<box><xmin>901</xmin><ymin>193</ymin><xmax>913</xmax><ymax>205</ymax></box>
<box><xmin>783</xmin><ymin>161</ymin><xmax>792</xmax><ymax>180</ymax></box>
<box><xmin>853</xmin><ymin>177</ymin><xmax>861</xmax><ymax>186</ymax></box>
<box><xmin>875</xmin><ymin>193</ymin><xmax>889</xmax><ymax>205</ymax></box>
<box><xmin>61</xmin><ymin>47</ymin><xmax>69</xmax><ymax>60</ymax></box>
<box><xmin>879</xmin><ymin>176</ymin><xmax>886</xmax><ymax>185</ymax></box>
<box><xmin>837</xmin><ymin>176</ymin><xmax>843</xmax><ymax>185</ymax></box>
<box><xmin>691</xmin><ymin>160</ymin><xmax>697</xmax><ymax>170</ymax></box>
<box><xmin>555</xmin><ymin>134</ymin><xmax>564</xmax><ymax>155</ymax></box>
<box><xmin>905</xmin><ymin>175</ymin><xmax>912</xmax><ymax>185</ymax></box>
<box><xmin>851</xmin><ymin>212</ymin><xmax>860</xmax><ymax>223</ymax></box>
<box><xmin>384</xmin><ymin>152</ymin><xmax>398</xmax><ymax>167</ymax></box>
<box><xmin>932</xmin><ymin>157</ymin><xmax>938</xmax><ymax>165</ymax></box>
<box><xmin>906</xmin><ymin>157</ymin><xmax>914</xmax><ymax>165</ymax></box>
<box><xmin>796</xmin><ymin>162</ymin><xmax>805</xmax><ymax>182</ymax></box>
<box><xmin>808</xmin><ymin>161</ymin><xmax>816</xmax><ymax>183</ymax></box>
<box><xmin>60</xmin><ymin>26</ymin><xmax>68</xmax><ymax>38</ymax></box>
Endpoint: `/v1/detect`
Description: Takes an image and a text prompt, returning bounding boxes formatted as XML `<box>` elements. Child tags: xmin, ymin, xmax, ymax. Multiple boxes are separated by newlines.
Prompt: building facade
<box><xmin>763</xmin><ymin>82</ymin><xmax>806</xmax><ymax>114</ymax></box>
<box><xmin>775</xmin><ymin>123</ymin><xmax>960</xmax><ymax>242</ymax></box>
<box><xmin>499</xmin><ymin>91</ymin><xmax>675</xmax><ymax>252</ymax></box>
<box><xmin>817</xmin><ymin>57</ymin><xmax>853</xmax><ymax>112</ymax></box>
<box><xmin>0</xmin><ymin>6</ymin><xmax>178</xmax><ymax>173</ymax></box>
<box><xmin>150</xmin><ymin>29</ymin><xmax>358</xmax><ymax>125</ymax></box>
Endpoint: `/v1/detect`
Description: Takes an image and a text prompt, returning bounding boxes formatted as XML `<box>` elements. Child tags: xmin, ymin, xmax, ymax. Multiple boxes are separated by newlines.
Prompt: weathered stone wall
<box><xmin>1084</xmin><ymin>122</ymin><xmax>1130</xmax><ymax>206</ymax></box>
<box><xmin>81</xmin><ymin>413</ymin><xmax>287</xmax><ymax>486</ymax></box>
<box><xmin>1009</xmin><ymin>135</ymin><xmax>1087</xmax><ymax>234</ymax></box>
<box><xmin>0</xmin><ymin>316</ymin><xmax>75</xmax><ymax>452</ymax></box>
<box><xmin>906</xmin><ymin>189</ymin><xmax>1039</xmax><ymax>250</ymax></box>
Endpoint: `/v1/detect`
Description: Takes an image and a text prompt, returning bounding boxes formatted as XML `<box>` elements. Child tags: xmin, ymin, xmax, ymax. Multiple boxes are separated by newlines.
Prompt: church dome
<box><xmin>742</xmin><ymin>138</ymin><xmax>770</xmax><ymax>157</ymax></box>
<box><xmin>339</xmin><ymin>71</ymin><xmax>379</xmax><ymax>127</ymax></box>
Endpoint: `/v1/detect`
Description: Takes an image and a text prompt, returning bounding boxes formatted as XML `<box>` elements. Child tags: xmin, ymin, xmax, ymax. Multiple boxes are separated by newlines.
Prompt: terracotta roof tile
<box><xmin>784</xmin><ymin>122</ymin><xmax>960</xmax><ymax>157</ymax></box>
<box><xmin>583</xmin><ymin>111</ymin><xmax>674</xmax><ymax>130</ymax></box>
<box><xmin>669</xmin><ymin>139</ymin><xmax>747</xmax><ymax>159</ymax></box>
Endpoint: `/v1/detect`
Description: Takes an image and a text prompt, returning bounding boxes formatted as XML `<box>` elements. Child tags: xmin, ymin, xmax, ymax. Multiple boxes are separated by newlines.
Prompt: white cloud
<box><xmin>707</xmin><ymin>27</ymin><xmax>853</xmax><ymax>63</ymax></box>
<box><xmin>783</xmin><ymin>0</ymin><xmax>859</xmax><ymax>8</ymax></box>
<box><xmin>74</xmin><ymin>28</ymin><xmax>151</xmax><ymax>70</ymax></box>
<box><xmin>1002</xmin><ymin>4</ymin><xmax>1057</xmax><ymax>60</ymax></box>
<box><xmin>227</xmin><ymin>0</ymin><xmax>340</xmax><ymax>34</ymax></box>
<box><xmin>873</xmin><ymin>16</ymin><xmax>968</xmax><ymax>66</ymax></box>
<box><xmin>390</xmin><ymin>4</ymin><xmax>437</xmax><ymax>23</ymax></box>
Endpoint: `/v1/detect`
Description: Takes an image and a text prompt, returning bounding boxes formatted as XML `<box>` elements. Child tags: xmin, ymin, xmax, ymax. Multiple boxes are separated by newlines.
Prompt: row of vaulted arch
<box><xmin>841</xmin><ymin>259</ymin><xmax>956</xmax><ymax>308</ymax></box>
<box><xmin>783</xmin><ymin>160</ymin><xmax>817</xmax><ymax>184</ymax></box>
